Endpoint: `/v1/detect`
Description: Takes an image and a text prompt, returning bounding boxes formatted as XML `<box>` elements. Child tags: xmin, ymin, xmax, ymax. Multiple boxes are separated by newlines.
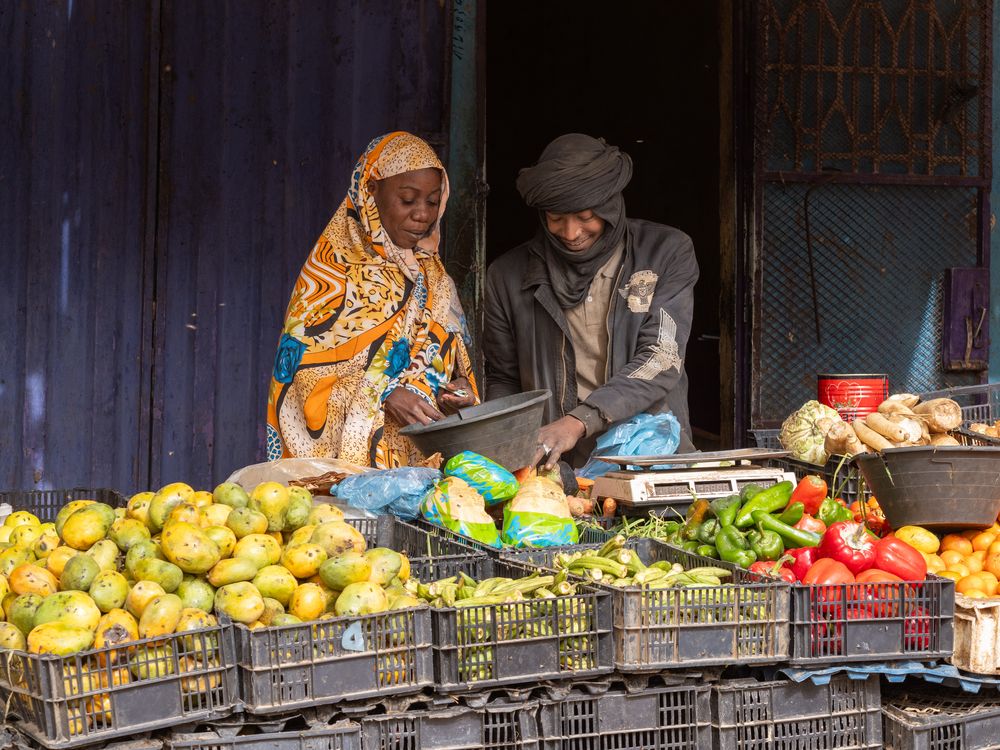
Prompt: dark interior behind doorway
<box><xmin>484</xmin><ymin>0</ymin><xmax>723</xmax><ymax>446</ymax></box>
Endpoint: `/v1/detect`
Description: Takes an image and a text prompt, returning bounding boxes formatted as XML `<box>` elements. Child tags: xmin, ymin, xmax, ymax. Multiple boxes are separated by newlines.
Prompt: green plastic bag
<box><xmin>443</xmin><ymin>451</ymin><xmax>518</xmax><ymax>506</ymax></box>
<box><xmin>501</xmin><ymin>506</ymin><xmax>579</xmax><ymax>548</ymax></box>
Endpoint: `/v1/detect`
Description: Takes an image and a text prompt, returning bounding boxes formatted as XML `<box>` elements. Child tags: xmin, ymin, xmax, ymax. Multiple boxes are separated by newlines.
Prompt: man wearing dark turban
<box><xmin>484</xmin><ymin>134</ymin><xmax>699</xmax><ymax>468</ymax></box>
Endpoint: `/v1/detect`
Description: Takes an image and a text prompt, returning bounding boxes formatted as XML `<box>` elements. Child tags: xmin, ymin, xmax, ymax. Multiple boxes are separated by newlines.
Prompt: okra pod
<box><xmin>597</xmin><ymin>534</ymin><xmax>626</xmax><ymax>557</ymax></box>
<box><xmin>568</xmin><ymin>555</ymin><xmax>629</xmax><ymax>578</ymax></box>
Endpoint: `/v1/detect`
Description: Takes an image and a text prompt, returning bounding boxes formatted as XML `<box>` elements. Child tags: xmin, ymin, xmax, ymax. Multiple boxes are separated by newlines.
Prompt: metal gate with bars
<box><xmin>752</xmin><ymin>0</ymin><xmax>993</xmax><ymax>426</ymax></box>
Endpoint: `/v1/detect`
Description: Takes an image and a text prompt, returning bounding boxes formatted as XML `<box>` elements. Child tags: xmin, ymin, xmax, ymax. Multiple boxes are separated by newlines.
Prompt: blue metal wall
<box><xmin>1</xmin><ymin>1</ymin><xmax>450</xmax><ymax>493</ymax></box>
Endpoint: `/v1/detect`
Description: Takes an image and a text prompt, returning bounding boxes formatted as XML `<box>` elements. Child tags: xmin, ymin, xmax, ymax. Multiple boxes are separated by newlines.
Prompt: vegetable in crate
<box><xmin>817</xmin><ymin>521</ymin><xmax>877</xmax><ymax>575</ymax></box>
<box><xmin>501</xmin><ymin>471</ymin><xmax>578</xmax><ymax>547</ymax></box>
<box><xmin>751</xmin><ymin>511</ymin><xmax>820</xmax><ymax>550</ymax></box>
<box><xmin>548</xmin><ymin>536</ymin><xmax>733</xmax><ymax>589</ymax></box>
<box><xmin>749</xmin><ymin>556</ymin><xmax>796</xmax><ymax>583</ymax></box>
<box><xmin>710</xmin><ymin>495</ymin><xmax>740</xmax><ymax>528</ymax></box>
<box><xmin>746</xmin><ymin>527</ymin><xmax>784</xmax><ymax>562</ymax></box>
<box><xmin>779</xmin><ymin>400</ymin><xmax>841</xmax><ymax>465</ymax></box>
<box><xmin>734</xmin><ymin>481</ymin><xmax>793</xmax><ymax>528</ymax></box>
<box><xmin>716</xmin><ymin>525</ymin><xmax>756</xmax><ymax>567</ymax></box>
<box><xmin>420</xmin><ymin>476</ymin><xmax>503</xmax><ymax>549</ymax></box>
<box><xmin>787</xmin><ymin>476</ymin><xmax>827</xmax><ymax>516</ymax></box>
<box><xmin>817</xmin><ymin>497</ymin><xmax>853</xmax><ymax>528</ymax></box>
<box><xmin>443</xmin><ymin>451</ymin><xmax>519</xmax><ymax>506</ymax></box>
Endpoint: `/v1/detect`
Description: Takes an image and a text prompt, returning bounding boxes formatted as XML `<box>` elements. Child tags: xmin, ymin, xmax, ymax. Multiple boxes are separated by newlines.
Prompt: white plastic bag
<box><xmin>225</xmin><ymin>458</ymin><xmax>369</xmax><ymax>490</ymax></box>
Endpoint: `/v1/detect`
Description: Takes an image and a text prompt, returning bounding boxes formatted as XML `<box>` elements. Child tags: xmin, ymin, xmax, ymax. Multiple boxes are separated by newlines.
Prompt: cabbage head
<box><xmin>779</xmin><ymin>400</ymin><xmax>840</xmax><ymax>465</ymax></box>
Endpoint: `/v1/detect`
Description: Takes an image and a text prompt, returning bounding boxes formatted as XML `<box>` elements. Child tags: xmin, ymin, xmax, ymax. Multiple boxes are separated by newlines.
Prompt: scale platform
<box><xmin>591</xmin><ymin>449</ymin><xmax>795</xmax><ymax>516</ymax></box>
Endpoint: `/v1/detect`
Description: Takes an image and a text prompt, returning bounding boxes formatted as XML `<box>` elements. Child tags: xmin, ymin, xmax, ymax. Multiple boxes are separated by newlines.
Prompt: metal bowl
<box><xmin>854</xmin><ymin>446</ymin><xmax>1000</xmax><ymax>530</ymax></box>
<box><xmin>399</xmin><ymin>390</ymin><xmax>551</xmax><ymax>468</ymax></box>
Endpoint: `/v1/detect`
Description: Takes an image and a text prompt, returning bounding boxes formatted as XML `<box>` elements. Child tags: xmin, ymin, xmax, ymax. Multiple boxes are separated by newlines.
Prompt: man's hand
<box><xmin>384</xmin><ymin>387</ymin><xmax>444</xmax><ymax>427</ymax></box>
<box><xmin>532</xmin><ymin>416</ymin><xmax>586</xmax><ymax>470</ymax></box>
<box><xmin>436</xmin><ymin>376</ymin><xmax>477</xmax><ymax>414</ymax></box>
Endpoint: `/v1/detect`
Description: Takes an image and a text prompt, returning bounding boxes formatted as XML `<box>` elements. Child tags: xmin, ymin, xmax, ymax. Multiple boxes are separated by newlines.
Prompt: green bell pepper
<box><xmin>751</xmin><ymin>510</ymin><xmax>821</xmax><ymax>549</ymax></box>
<box><xmin>697</xmin><ymin>518</ymin><xmax>720</xmax><ymax>545</ymax></box>
<box><xmin>818</xmin><ymin>497</ymin><xmax>853</xmax><ymax>527</ymax></box>
<box><xmin>748</xmin><ymin>528</ymin><xmax>784</xmax><ymax>561</ymax></box>
<box><xmin>778</xmin><ymin>502</ymin><xmax>805</xmax><ymax>526</ymax></box>
<box><xmin>696</xmin><ymin>544</ymin><xmax>717</xmax><ymax>559</ymax></box>
<box><xmin>734</xmin><ymin>481</ymin><xmax>795</xmax><ymax>528</ymax></box>
<box><xmin>716</xmin><ymin>525</ymin><xmax>757</xmax><ymax>568</ymax></box>
<box><xmin>709</xmin><ymin>494</ymin><xmax>741</xmax><ymax>528</ymax></box>
<box><xmin>680</xmin><ymin>540</ymin><xmax>701</xmax><ymax>553</ymax></box>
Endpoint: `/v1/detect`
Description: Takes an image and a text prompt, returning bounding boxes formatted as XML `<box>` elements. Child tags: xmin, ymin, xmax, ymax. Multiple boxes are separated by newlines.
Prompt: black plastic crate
<box><xmin>235</xmin><ymin>606</ymin><xmax>434</xmax><ymax>715</ymax></box>
<box><xmin>345</xmin><ymin>515</ymin><xmax>476</xmax><ymax>564</ymax></box>
<box><xmin>787</xmin><ymin>574</ymin><xmax>954</xmax><ymax>665</ymax></box>
<box><xmin>883</xmin><ymin>688</ymin><xmax>1000</xmax><ymax>750</ymax></box>
<box><xmin>414</xmin><ymin>518</ymin><xmax>613</xmax><ymax>556</ymax></box>
<box><xmin>360</xmin><ymin>699</ymin><xmax>540</xmax><ymax>750</ymax></box>
<box><xmin>0</xmin><ymin>488</ymin><xmax>128</xmax><ymax>523</ymax></box>
<box><xmin>538</xmin><ymin>683</ymin><xmax>711</xmax><ymax>750</ymax></box>
<box><xmin>0</xmin><ymin>623</ymin><xmax>238</xmax><ymax>749</ymax></box>
<box><xmin>506</xmin><ymin>538</ymin><xmax>790</xmax><ymax>671</ymax></box>
<box><xmin>919</xmin><ymin>383</ymin><xmax>1000</xmax><ymax>426</ymax></box>
<box><xmin>429</xmin><ymin>557</ymin><xmax>614</xmax><ymax>692</ymax></box>
<box><xmin>713</xmin><ymin>674</ymin><xmax>882</xmax><ymax>750</ymax></box>
<box><xmin>768</xmin><ymin>455</ymin><xmax>871</xmax><ymax>506</ymax></box>
<box><xmin>168</xmin><ymin>724</ymin><xmax>362</xmax><ymax>750</ymax></box>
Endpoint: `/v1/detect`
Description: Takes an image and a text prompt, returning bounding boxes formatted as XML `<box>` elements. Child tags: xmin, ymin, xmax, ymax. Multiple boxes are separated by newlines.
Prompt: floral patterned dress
<box><xmin>266</xmin><ymin>132</ymin><xmax>477</xmax><ymax>468</ymax></box>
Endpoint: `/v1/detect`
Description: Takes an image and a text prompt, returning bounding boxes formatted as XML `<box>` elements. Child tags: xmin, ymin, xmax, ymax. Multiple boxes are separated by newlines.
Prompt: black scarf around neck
<box><xmin>516</xmin><ymin>134</ymin><xmax>633</xmax><ymax>308</ymax></box>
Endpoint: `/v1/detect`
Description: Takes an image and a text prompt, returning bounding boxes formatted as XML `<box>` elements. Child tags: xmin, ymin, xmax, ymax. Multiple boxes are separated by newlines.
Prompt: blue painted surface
<box><xmin>0</xmin><ymin>1</ymin><xmax>155</xmax><ymax>493</ymax></box>
<box><xmin>1</xmin><ymin>1</ymin><xmax>451</xmax><ymax>494</ymax></box>
<box><xmin>991</xmin><ymin>0</ymin><xmax>1000</xmax><ymax>380</ymax></box>
<box><xmin>150</xmin><ymin>0</ymin><xmax>449</xmax><ymax>489</ymax></box>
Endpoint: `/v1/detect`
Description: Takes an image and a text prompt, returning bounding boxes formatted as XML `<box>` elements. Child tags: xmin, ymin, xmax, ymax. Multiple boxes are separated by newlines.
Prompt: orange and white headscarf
<box><xmin>266</xmin><ymin>132</ymin><xmax>477</xmax><ymax>468</ymax></box>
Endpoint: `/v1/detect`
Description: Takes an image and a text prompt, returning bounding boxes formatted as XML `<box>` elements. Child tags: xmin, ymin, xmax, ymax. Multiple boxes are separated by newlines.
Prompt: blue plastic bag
<box><xmin>443</xmin><ymin>451</ymin><xmax>518</xmax><ymax>506</ymax></box>
<box><xmin>578</xmin><ymin>412</ymin><xmax>681</xmax><ymax>479</ymax></box>
<box><xmin>334</xmin><ymin>467</ymin><xmax>440</xmax><ymax>520</ymax></box>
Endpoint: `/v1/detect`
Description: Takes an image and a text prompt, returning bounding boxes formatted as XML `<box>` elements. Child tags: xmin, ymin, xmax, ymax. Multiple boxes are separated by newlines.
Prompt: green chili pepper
<box><xmin>734</xmin><ymin>481</ymin><xmax>795</xmax><ymax>528</ymax></box>
<box><xmin>696</xmin><ymin>544</ymin><xmax>717</xmax><ymax>559</ymax></box>
<box><xmin>715</xmin><ymin>525</ymin><xmax>757</xmax><ymax>568</ymax></box>
<box><xmin>818</xmin><ymin>497</ymin><xmax>853</xmax><ymax>527</ymax></box>
<box><xmin>740</xmin><ymin>483</ymin><xmax>764</xmax><ymax>503</ymax></box>
<box><xmin>748</xmin><ymin>528</ymin><xmax>784</xmax><ymax>561</ymax></box>
<box><xmin>778</xmin><ymin>502</ymin><xmax>805</xmax><ymax>526</ymax></box>
<box><xmin>709</xmin><ymin>494</ymin><xmax>741</xmax><ymax>527</ymax></box>
<box><xmin>697</xmin><ymin>518</ymin><xmax>720</xmax><ymax>545</ymax></box>
<box><xmin>751</xmin><ymin>510</ymin><xmax>821</xmax><ymax>549</ymax></box>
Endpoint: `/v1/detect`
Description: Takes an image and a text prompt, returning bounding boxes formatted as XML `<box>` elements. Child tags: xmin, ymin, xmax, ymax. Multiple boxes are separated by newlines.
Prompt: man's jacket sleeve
<box><xmin>483</xmin><ymin>266</ymin><xmax>522</xmax><ymax>399</ymax></box>
<box><xmin>582</xmin><ymin>237</ymin><xmax>699</xmax><ymax>425</ymax></box>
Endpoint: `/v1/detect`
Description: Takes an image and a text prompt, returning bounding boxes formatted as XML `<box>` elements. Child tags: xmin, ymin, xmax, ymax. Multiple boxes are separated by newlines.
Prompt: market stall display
<box><xmin>7</xmin><ymin>404</ymin><xmax>1000</xmax><ymax>750</ymax></box>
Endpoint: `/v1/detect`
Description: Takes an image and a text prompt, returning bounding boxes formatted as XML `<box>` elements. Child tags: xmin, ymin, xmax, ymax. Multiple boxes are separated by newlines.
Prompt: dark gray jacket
<box><xmin>483</xmin><ymin>219</ymin><xmax>699</xmax><ymax>458</ymax></box>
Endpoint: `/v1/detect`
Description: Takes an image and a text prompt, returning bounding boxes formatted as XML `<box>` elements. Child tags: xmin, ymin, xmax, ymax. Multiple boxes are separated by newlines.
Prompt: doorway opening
<box><xmin>484</xmin><ymin>0</ymin><xmax>726</xmax><ymax>449</ymax></box>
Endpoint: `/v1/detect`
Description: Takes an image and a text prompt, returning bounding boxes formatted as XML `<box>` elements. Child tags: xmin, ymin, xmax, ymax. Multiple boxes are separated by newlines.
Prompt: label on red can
<box><xmin>817</xmin><ymin>373</ymin><xmax>889</xmax><ymax>422</ymax></box>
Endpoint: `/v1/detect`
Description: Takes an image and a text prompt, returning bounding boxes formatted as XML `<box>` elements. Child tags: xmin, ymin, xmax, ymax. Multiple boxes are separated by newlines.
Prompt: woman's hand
<box><xmin>532</xmin><ymin>416</ymin><xmax>586</xmax><ymax>470</ymax></box>
<box><xmin>437</xmin><ymin>376</ymin><xmax>476</xmax><ymax>414</ymax></box>
<box><xmin>384</xmin><ymin>387</ymin><xmax>444</xmax><ymax>427</ymax></box>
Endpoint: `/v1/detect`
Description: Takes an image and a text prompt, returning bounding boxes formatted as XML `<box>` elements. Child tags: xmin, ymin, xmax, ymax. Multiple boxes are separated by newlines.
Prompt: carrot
<box><xmin>853</xmin><ymin>419</ymin><xmax>893</xmax><ymax>452</ymax></box>
<box><xmin>865</xmin><ymin>412</ymin><xmax>907</xmax><ymax>442</ymax></box>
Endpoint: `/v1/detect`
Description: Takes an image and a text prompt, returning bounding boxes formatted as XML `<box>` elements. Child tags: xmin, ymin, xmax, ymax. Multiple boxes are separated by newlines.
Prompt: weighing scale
<box><xmin>591</xmin><ymin>448</ymin><xmax>796</xmax><ymax>518</ymax></box>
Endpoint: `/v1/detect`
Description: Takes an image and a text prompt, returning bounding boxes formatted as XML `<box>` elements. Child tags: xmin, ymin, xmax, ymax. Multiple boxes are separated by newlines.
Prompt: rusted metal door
<box><xmin>750</xmin><ymin>0</ymin><xmax>993</xmax><ymax>427</ymax></box>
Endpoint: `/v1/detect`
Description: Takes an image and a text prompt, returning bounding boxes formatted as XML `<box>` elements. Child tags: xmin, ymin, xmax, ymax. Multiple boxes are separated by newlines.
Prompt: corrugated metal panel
<box><xmin>0</xmin><ymin>1</ymin><xmax>155</xmax><ymax>492</ymax></box>
<box><xmin>150</xmin><ymin>0</ymin><xmax>449</xmax><ymax>488</ymax></box>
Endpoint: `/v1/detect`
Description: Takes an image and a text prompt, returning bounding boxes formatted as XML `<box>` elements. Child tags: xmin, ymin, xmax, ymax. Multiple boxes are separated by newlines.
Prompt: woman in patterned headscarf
<box><xmin>266</xmin><ymin>132</ymin><xmax>477</xmax><ymax>468</ymax></box>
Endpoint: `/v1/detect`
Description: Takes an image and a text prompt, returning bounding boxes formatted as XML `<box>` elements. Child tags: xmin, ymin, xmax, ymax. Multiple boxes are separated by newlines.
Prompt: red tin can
<box><xmin>817</xmin><ymin>373</ymin><xmax>889</xmax><ymax>422</ymax></box>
